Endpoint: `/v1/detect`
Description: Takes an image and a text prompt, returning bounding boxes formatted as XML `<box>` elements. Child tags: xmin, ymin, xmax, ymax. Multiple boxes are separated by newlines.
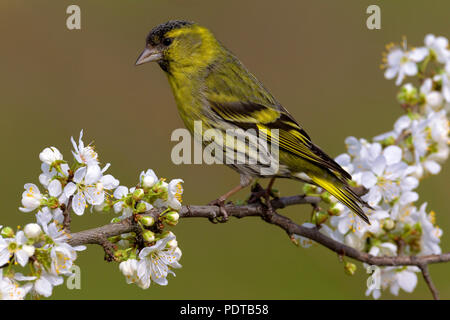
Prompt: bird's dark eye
<box><xmin>163</xmin><ymin>38</ymin><xmax>173</xmax><ymax>46</ymax></box>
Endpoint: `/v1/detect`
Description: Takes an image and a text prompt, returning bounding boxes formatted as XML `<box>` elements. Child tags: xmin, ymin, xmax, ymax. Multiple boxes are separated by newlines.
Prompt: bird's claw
<box><xmin>208</xmin><ymin>198</ymin><xmax>229</xmax><ymax>223</ymax></box>
<box><xmin>248</xmin><ymin>183</ymin><xmax>276</xmax><ymax>214</ymax></box>
<box><xmin>248</xmin><ymin>183</ymin><xmax>265</xmax><ymax>204</ymax></box>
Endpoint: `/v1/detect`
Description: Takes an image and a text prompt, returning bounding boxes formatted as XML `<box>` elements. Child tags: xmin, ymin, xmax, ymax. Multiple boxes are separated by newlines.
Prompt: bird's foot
<box><xmin>248</xmin><ymin>183</ymin><xmax>277</xmax><ymax>214</ymax></box>
<box><xmin>208</xmin><ymin>197</ymin><xmax>229</xmax><ymax>223</ymax></box>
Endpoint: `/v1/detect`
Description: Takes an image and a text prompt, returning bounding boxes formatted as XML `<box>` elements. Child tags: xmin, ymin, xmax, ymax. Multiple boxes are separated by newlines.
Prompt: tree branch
<box><xmin>67</xmin><ymin>194</ymin><xmax>449</xmax><ymax>299</ymax></box>
<box><xmin>419</xmin><ymin>264</ymin><xmax>439</xmax><ymax>300</ymax></box>
<box><xmin>62</xmin><ymin>196</ymin><xmax>73</xmax><ymax>232</ymax></box>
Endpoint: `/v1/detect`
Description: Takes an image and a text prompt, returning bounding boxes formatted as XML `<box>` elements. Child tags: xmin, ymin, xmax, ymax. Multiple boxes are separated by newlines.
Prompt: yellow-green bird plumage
<box><xmin>136</xmin><ymin>20</ymin><xmax>370</xmax><ymax>224</ymax></box>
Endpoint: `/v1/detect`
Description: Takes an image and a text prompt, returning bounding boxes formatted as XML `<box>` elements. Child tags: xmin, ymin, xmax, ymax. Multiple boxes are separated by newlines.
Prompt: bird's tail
<box><xmin>309</xmin><ymin>174</ymin><xmax>371</xmax><ymax>224</ymax></box>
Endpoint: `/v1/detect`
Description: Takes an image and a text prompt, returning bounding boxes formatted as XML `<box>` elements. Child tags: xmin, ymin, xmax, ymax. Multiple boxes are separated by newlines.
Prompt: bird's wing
<box><xmin>204</xmin><ymin>98</ymin><xmax>351</xmax><ymax>180</ymax></box>
<box><xmin>201</xmin><ymin>57</ymin><xmax>351</xmax><ymax>180</ymax></box>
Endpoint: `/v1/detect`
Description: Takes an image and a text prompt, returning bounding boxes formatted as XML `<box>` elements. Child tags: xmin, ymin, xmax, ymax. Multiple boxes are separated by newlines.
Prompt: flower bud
<box><xmin>143</xmin><ymin>175</ymin><xmax>157</xmax><ymax>189</ymax></box>
<box><xmin>167</xmin><ymin>239</ymin><xmax>178</xmax><ymax>249</ymax></box>
<box><xmin>22</xmin><ymin>245</ymin><xmax>35</xmax><ymax>257</ymax></box>
<box><xmin>139</xmin><ymin>215</ymin><xmax>155</xmax><ymax>227</ymax></box>
<box><xmin>111</xmin><ymin>217</ymin><xmax>121</xmax><ymax>223</ymax></box>
<box><xmin>39</xmin><ymin>147</ymin><xmax>63</xmax><ymax>166</ymax></box>
<box><xmin>114</xmin><ymin>249</ymin><xmax>127</xmax><ymax>260</ymax></box>
<box><xmin>142</xmin><ymin>230</ymin><xmax>155</xmax><ymax>242</ymax></box>
<box><xmin>312</xmin><ymin>211</ymin><xmax>328</xmax><ymax>225</ymax></box>
<box><xmin>320</xmin><ymin>192</ymin><xmax>331</xmax><ymax>204</ymax></box>
<box><xmin>397</xmin><ymin>83</ymin><xmax>418</xmax><ymax>105</ymax></box>
<box><xmin>344</xmin><ymin>262</ymin><xmax>357</xmax><ymax>276</ymax></box>
<box><xmin>383</xmin><ymin>218</ymin><xmax>395</xmax><ymax>231</ymax></box>
<box><xmin>135</xmin><ymin>202</ymin><xmax>148</xmax><ymax>213</ymax></box>
<box><xmin>302</xmin><ymin>184</ymin><xmax>316</xmax><ymax>195</ymax></box>
<box><xmin>164</xmin><ymin>211</ymin><xmax>179</xmax><ymax>226</ymax></box>
<box><xmin>328</xmin><ymin>202</ymin><xmax>344</xmax><ymax>216</ymax></box>
<box><xmin>24</xmin><ymin>223</ymin><xmax>42</xmax><ymax>239</ymax></box>
<box><xmin>1</xmin><ymin>227</ymin><xmax>14</xmax><ymax>238</ymax></box>
<box><xmin>132</xmin><ymin>188</ymin><xmax>145</xmax><ymax>201</ymax></box>
<box><xmin>380</xmin><ymin>136</ymin><xmax>396</xmax><ymax>148</ymax></box>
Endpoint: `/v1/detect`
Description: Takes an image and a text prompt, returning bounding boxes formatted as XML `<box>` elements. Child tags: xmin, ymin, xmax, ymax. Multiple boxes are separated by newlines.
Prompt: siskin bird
<box><xmin>135</xmin><ymin>20</ymin><xmax>371</xmax><ymax>224</ymax></box>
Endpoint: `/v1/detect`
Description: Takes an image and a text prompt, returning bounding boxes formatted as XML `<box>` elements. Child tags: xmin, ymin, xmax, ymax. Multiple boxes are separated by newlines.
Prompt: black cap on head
<box><xmin>146</xmin><ymin>20</ymin><xmax>194</xmax><ymax>46</ymax></box>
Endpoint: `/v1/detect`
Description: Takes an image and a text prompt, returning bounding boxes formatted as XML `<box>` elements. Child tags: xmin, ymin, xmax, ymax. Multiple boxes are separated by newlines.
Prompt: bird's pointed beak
<box><xmin>135</xmin><ymin>47</ymin><xmax>162</xmax><ymax>66</ymax></box>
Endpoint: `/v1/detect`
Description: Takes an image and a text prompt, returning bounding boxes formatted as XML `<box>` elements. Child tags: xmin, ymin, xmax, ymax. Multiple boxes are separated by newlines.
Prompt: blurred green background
<box><xmin>0</xmin><ymin>0</ymin><xmax>449</xmax><ymax>299</ymax></box>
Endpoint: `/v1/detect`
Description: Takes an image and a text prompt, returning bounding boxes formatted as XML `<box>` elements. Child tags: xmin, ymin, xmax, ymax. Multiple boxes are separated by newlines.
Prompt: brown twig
<box><xmin>98</xmin><ymin>236</ymin><xmax>117</xmax><ymax>262</ymax></box>
<box><xmin>66</xmin><ymin>194</ymin><xmax>449</xmax><ymax>299</ymax></box>
<box><xmin>62</xmin><ymin>196</ymin><xmax>73</xmax><ymax>232</ymax></box>
<box><xmin>419</xmin><ymin>263</ymin><xmax>440</xmax><ymax>300</ymax></box>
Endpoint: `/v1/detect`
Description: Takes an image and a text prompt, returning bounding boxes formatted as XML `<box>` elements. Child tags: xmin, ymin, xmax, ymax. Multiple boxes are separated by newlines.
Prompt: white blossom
<box><xmin>345</xmin><ymin>137</ymin><xmax>382</xmax><ymax>173</ymax></box>
<box><xmin>424</xmin><ymin>34</ymin><xmax>450</xmax><ymax>63</ymax></box>
<box><xmin>166</xmin><ymin>179</ymin><xmax>184</xmax><ymax>210</ymax></box>
<box><xmin>359</xmin><ymin>146</ymin><xmax>418</xmax><ymax>206</ymax></box>
<box><xmin>136</xmin><ymin>235</ymin><xmax>182</xmax><ymax>288</ymax></box>
<box><xmin>366</xmin><ymin>266</ymin><xmax>420</xmax><ymax>299</ymax></box>
<box><xmin>420</xmin><ymin>78</ymin><xmax>444</xmax><ymax>111</ymax></box>
<box><xmin>0</xmin><ymin>270</ymin><xmax>32</xmax><ymax>300</ymax></box>
<box><xmin>50</xmin><ymin>243</ymin><xmax>81</xmax><ymax>276</ymax></box>
<box><xmin>19</xmin><ymin>183</ymin><xmax>44</xmax><ymax>213</ymax></box>
<box><xmin>39</xmin><ymin>147</ymin><xmax>63</xmax><ymax>166</ymax></box>
<box><xmin>33</xmin><ymin>270</ymin><xmax>64</xmax><ymax>298</ymax></box>
<box><xmin>140</xmin><ymin>169</ymin><xmax>158</xmax><ymax>188</ymax></box>
<box><xmin>113</xmin><ymin>186</ymin><xmax>134</xmax><ymax>218</ymax></box>
<box><xmin>0</xmin><ymin>231</ymin><xmax>31</xmax><ymax>267</ymax></box>
<box><xmin>71</xmin><ymin>130</ymin><xmax>99</xmax><ymax>167</ymax></box>
<box><xmin>412</xmin><ymin>203</ymin><xmax>442</xmax><ymax>255</ymax></box>
<box><xmin>35</xmin><ymin>207</ymin><xmax>64</xmax><ymax>232</ymax></box>
<box><xmin>119</xmin><ymin>259</ymin><xmax>146</xmax><ymax>288</ymax></box>
<box><xmin>384</xmin><ymin>42</ymin><xmax>428</xmax><ymax>85</ymax></box>
<box><xmin>64</xmin><ymin>165</ymin><xmax>118</xmax><ymax>216</ymax></box>
<box><xmin>39</xmin><ymin>162</ymin><xmax>69</xmax><ymax>188</ymax></box>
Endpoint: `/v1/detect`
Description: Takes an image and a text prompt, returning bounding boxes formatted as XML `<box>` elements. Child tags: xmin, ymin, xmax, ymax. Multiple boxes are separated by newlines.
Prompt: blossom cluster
<box><xmin>1</xmin><ymin>131</ymin><xmax>184</xmax><ymax>299</ymax></box>
<box><xmin>299</xmin><ymin>34</ymin><xmax>449</xmax><ymax>299</ymax></box>
<box><xmin>0</xmin><ymin>219</ymin><xmax>85</xmax><ymax>299</ymax></box>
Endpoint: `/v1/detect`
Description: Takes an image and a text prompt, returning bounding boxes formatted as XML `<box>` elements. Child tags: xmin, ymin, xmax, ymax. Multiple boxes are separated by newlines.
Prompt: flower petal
<box><xmin>73</xmin><ymin>167</ymin><xmax>86</xmax><ymax>184</ymax></box>
<box><xmin>15</xmin><ymin>250</ymin><xmax>29</xmax><ymax>267</ymax></box>
<box><xmin>383</xmin><ymin>146</ymin><xmax>402</xmax><ymax>165</ymax></box>
<box><xmin>34</xmin><ymin>278</ymin><xmax>53</xmax><ymax>297</ymax></box>
<box><xmin>72</xmin><ymin>192</ymin><xmax>86</xmax><ymax>216</ymax></box>
<box><xmin>372</xmin><ymin>156</ymin><xmax>386</xmax><ymax>176</ymax></box>
<box><xmin>114</xmin><ymin>186</ymin><xmax>129</xmax><ymax>199</ymax></box>
<box><xmin>397</xmin><ymin>271</ymin><xmax>418</xmax><ymax>293</ymax></box>
<box><xmin>361</xmin><ymin>171</ymin><xmax>377</xmax><ymax>189</ymax></box>
<box><xmin>85</xmin><ymin>164</ymin><xmax>102</xmax><ymax>185</ymax></box>
<box><xmin>64</xmin><ymin>182</ymin><xmax>77</xmax><ymax>198</ymax></box>
<box><xmin>48</xmin><ymin>180</ymin><xmax>62</xmax><ymax>198</ymax></box>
